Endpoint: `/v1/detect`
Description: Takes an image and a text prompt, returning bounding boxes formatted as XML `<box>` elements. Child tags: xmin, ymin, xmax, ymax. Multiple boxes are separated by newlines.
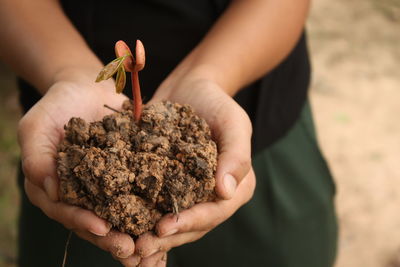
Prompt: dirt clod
<box><xmin>57</xmin><ymin>101</ymin><xmax>217</xmax><ymax>236</ymax></box>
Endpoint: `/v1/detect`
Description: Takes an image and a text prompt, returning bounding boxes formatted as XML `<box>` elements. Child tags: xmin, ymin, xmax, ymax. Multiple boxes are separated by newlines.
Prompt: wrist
<box><xmin>41</xmin><ymin>66</ymin><xmax>123</xmax><ymax>107</ymax></box>
<box><xmin>184</xmin><ymin>63</ymin><xmax>240</xmax><ymax>96</ymax></box>
<box><xmin>50</xmin><ymin>64</ymin><xmax>114</xmax><ymax>93</ymax></box>
<box><xmin>53</xmin><ymin>64</ymin><xmax>103</xmax><ymax>86</ymax></box>
<box><xmin>157</xmin><ymin>63</ymin><xmax>238</xmax><ymax>102</ymax></box>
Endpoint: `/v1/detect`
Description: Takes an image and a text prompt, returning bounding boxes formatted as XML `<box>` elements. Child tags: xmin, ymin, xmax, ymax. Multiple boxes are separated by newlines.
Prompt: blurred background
<box><xmin>0</xmin><ymin>0</ymin><xmax>399</xmax><ymax>266</ymax></box>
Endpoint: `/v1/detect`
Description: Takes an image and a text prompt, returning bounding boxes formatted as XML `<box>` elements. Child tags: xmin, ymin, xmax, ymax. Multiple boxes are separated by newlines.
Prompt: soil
<box><xmin>56</xmin><ymin>100</ymin><xmax>217</xmax><ymax>236</ymax></box>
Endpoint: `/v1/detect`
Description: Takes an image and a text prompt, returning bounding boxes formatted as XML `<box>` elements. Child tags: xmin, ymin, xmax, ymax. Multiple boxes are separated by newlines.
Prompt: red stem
<box><xmin>131</xmin><ymin>71</ymin><xmax>142</xmax><ymax>122</ymax></box>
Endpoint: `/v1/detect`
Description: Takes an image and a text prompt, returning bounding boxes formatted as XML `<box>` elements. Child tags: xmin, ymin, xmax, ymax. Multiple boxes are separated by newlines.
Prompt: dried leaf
<box><xmin>95</xmin><ymin>55</ymin><xmax>128</xmax><ymax>82</ymax></box>
<box><xmin>115</xmin><ymin>65</ymin><xmax>126</xmax><ymax>93</ymax></box>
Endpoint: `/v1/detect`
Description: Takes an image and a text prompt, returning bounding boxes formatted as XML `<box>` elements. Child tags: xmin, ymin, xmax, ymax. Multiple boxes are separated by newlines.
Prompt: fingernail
<box><xmin>89</xmin><ymin>229</ymin><xmax>107</xmax><ymax>237</ymax></box>
<box><xmin>160</xmin><ymin>228</ymin><xmax>178</xmax><ymax>237</ymax></box>
<box><xmin>223</xmin><ymin>173</ymin><xmax>237</xmax><ymax>199</ymax></box>
<box><xmin>89</xmin><ymin>222</ymin><xmax>112</xmax><ymax>237</ymax></box>
<box><xmin>44</xmin><ymin>176</ymin><xmax>58</xmax><ymax>201</ymax></box>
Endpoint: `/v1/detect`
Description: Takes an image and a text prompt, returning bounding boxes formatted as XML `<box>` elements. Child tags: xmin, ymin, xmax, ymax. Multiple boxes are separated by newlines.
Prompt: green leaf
<box><xmin>115</xmin><ymin>65</ymin><xmax>126</xmax><ymax>93</ymax></box>
<box><xmin>95</xmin><ymin>55</ymin><xmax>128</xmax><ymax>82</ymax></box>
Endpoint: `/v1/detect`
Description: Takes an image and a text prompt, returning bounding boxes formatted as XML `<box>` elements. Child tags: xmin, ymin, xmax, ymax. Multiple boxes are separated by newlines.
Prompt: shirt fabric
<box><xmin>19</xmin><ymin>0</ymin><xmax>310</xmax><ymax>154</ymax></box>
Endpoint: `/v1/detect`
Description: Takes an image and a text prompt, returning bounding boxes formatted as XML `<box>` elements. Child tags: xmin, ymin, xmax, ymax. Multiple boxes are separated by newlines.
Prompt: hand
<box><xmin>18</xmin><ymin>69</ymin><xmax>138</xmax><ymax>266</ymax></box>
<box><xmin>132</xmin><ymin>78</ymin><xmax>256</xmax><ymax>266</ymax></box>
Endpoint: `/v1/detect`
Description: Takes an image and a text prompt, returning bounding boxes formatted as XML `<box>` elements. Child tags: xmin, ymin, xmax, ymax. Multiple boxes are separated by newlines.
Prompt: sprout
<box><xmin>96</xmin><ymin>40</ymin><xmax>145</xmax><ymax>122</ymax></box>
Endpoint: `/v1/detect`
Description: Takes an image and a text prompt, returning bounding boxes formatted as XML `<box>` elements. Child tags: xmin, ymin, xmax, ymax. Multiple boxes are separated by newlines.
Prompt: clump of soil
<box><xmin>57</xmin><ymin>100</ymin><xmax>217</xmax><ymax>236</ymax></box>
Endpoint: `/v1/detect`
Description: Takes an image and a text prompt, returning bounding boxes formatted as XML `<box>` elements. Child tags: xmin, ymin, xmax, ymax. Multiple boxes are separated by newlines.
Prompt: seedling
<box><xmin>96</xmin><ymin>40</ymin><xmax>145</xmax><ymax>122</ymax></box>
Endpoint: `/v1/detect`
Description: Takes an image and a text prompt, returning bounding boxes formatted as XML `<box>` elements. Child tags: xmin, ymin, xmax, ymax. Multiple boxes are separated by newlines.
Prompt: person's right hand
<box><xmin>18</xmin><ymin>68</ymin><xmax>140</xmax><ymax>266</ymax></box>
<box><xmin>131</xmin><ymin>77</ymin><xmax>255</xmax><ymax>266</ymax></box>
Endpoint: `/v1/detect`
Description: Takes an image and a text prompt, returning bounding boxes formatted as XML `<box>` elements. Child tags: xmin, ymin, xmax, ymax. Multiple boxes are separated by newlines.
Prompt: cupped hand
<box><xmin>18</xmin><ymin>69</ymin><xmax>137</xmax><ymax>266</ymax></box>
<box><xmin>133</xmin><ymin>78</ymin><xmax>256</xmax><ymax>266</ymax></box>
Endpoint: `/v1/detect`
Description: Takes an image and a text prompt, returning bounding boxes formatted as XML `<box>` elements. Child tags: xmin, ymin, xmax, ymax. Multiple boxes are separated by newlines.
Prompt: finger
<box><xmin>75</xmin><ymin>230</ymin><xmax>135</xmax><ymax>260</ymax></box>
<box><xmin>128</xmin><ymin>254</ymin><xmax>141</xmax><ymax>267</ymax></box>
<box><xmin>18</xmin><ymin>104</ymin><xmax>61</xmax><ymax>192</ymax></box>
<box><xmin>25</xmin><ymin>178</ymin><xmax>111</xmax><ymax>236</ymax></box>
<box><xmin>43</xmin><ymin>175</ymin><xmax>59</xmax><ymax>202</ymax></box>
<box><xmin>116</xmin><ymin>254</ymin><xmax>141</xmax><ymax>267</ymax></box>
<box><xmin>136</xmin><ymin>231</ymin><xmax>206</xmax><ymax>258</ymax></box>
<box><xmin>156</xmin><ymin>169</ymin><xmax>255</xmax><ymax>237</ymax></box>
<box><xmin>210</xmin><ymin>99</ymin><xmax>253</xmax><ymax>200</ymax></box>
<box><xmin>159</xmin><ymin>253</ymin><xmax>168</xmax><ymax>267</ymax></box>
<box><xmin>135</xmin><ymin>232</ymin><xmax>160</xmax><ymax>258</ymax></box>
<box><xmin>138</xmin><ymin>251</ymin><xmax>166</xmax><ymax>267</ymax></box>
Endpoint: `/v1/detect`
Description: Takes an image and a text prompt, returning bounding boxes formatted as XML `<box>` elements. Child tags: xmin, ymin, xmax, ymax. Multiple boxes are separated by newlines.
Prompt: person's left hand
<box><xmin>130</xmin><ymin>77</ymin><xmax>256</xmax><ymax>266</ymax></box>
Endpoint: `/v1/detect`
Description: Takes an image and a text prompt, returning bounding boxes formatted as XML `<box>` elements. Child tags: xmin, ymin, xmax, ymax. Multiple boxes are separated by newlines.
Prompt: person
<box><xmin>0</xmin><ymin>0</ymin><xmax>337</xmax><ymax>266</ymax></box>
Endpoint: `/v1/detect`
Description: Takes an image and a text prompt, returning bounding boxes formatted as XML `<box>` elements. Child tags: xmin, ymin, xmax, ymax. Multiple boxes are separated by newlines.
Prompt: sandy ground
<box><xmin>0</xmin><ymin>64</ymin><xmax>20</xmax><ymax>267</ymax></box>
<box><xmin>308</xmin><ymin>0</ymin><xmax>400</xmax><ymax>266</ymax></box>
<box><xmin>0</xmin><ymin>0</ymin><xmax>399</xmax><ymax>266</ymax></box>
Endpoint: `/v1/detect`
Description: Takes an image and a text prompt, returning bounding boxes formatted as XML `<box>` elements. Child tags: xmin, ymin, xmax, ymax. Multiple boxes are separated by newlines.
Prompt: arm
<box><xmin>0</xmin><ymin>0</ymin><xmax>136</xmax><ymax>265</ymax></box>
<box><xmin>153</xmin><ymin>0</ymin><xmax>309</xmax><ymax>198</ymax></box>
<box><xmin>0</xmin><ymin>0</ymin><xmax>102</xmax><ymax>93</ymax></box>
<box><xmin>137</xmin><ymin>0</ymin><xmax>309</xmax><ymax>265</ymax></box>
<box><xmin>158</xmin><ymin>0</ymin><xmax>310</xmax><ymax>96</ymax></box>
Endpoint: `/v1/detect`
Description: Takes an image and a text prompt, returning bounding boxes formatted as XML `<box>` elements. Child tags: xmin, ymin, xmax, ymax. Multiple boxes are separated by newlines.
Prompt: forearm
<box><xmin>162</xmin><ymin>0</ymin><xmax>310</xmax><ymax>96</ymax></box>
<box><xmin>0</xmin><ymin>0</ymin><xmax>102</xmax><ymax>94</ymax></box>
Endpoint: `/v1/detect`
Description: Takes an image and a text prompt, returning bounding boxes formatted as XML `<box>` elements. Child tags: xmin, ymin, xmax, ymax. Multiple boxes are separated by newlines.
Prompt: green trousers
<box><xmin>18</xmin><ymin>102</ymin><xmax>337</xmax><ymax>267</ymax></box>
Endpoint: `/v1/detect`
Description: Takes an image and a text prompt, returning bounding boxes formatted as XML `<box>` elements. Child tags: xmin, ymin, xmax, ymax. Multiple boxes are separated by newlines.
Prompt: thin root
<box><xmin>62</xmin><ymin>231</ymin><xmax>72</xmax><ymax>267</ymax></box>
<box><xmin>103</xmin><ymin>104</ymin><xmax>121</xmax><ymax>113</ymax></box>
<box><xmin>171</xmin><ymin>196</ymin><xmax>180</xmax><ymax>222</ymax></box>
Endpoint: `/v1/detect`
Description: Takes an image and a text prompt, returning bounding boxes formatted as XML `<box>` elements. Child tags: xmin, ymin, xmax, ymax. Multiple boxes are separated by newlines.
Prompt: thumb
<box><xmin>18</xmin><ymin>105</ymin><xmax>61</xmax><ymax>200</ymax></box>
<box><xmin>212</xmin><ymin>100</ymin><xmax>252</xmax><ymax>200</ymax></box>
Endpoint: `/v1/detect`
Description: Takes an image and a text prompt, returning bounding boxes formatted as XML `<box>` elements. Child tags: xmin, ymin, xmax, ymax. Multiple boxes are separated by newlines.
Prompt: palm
<box><xmin>20</xmin><ymin>80</ymin><xmax>137</xmax><ymax>263</ymax></box>
<box><xmin>152</xmin><ymin>79</ymin><xmax>253</xmax><ymax>198</ymax></box>
<box><xmin>19</xmin><ymin>80</ymin><xmax>127</xmax><ymax>187</ymax></box>
<box><xmin>131</xmin><ymin>79</ymin><xmax>255</xmax><ymax>266</ymax></box>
